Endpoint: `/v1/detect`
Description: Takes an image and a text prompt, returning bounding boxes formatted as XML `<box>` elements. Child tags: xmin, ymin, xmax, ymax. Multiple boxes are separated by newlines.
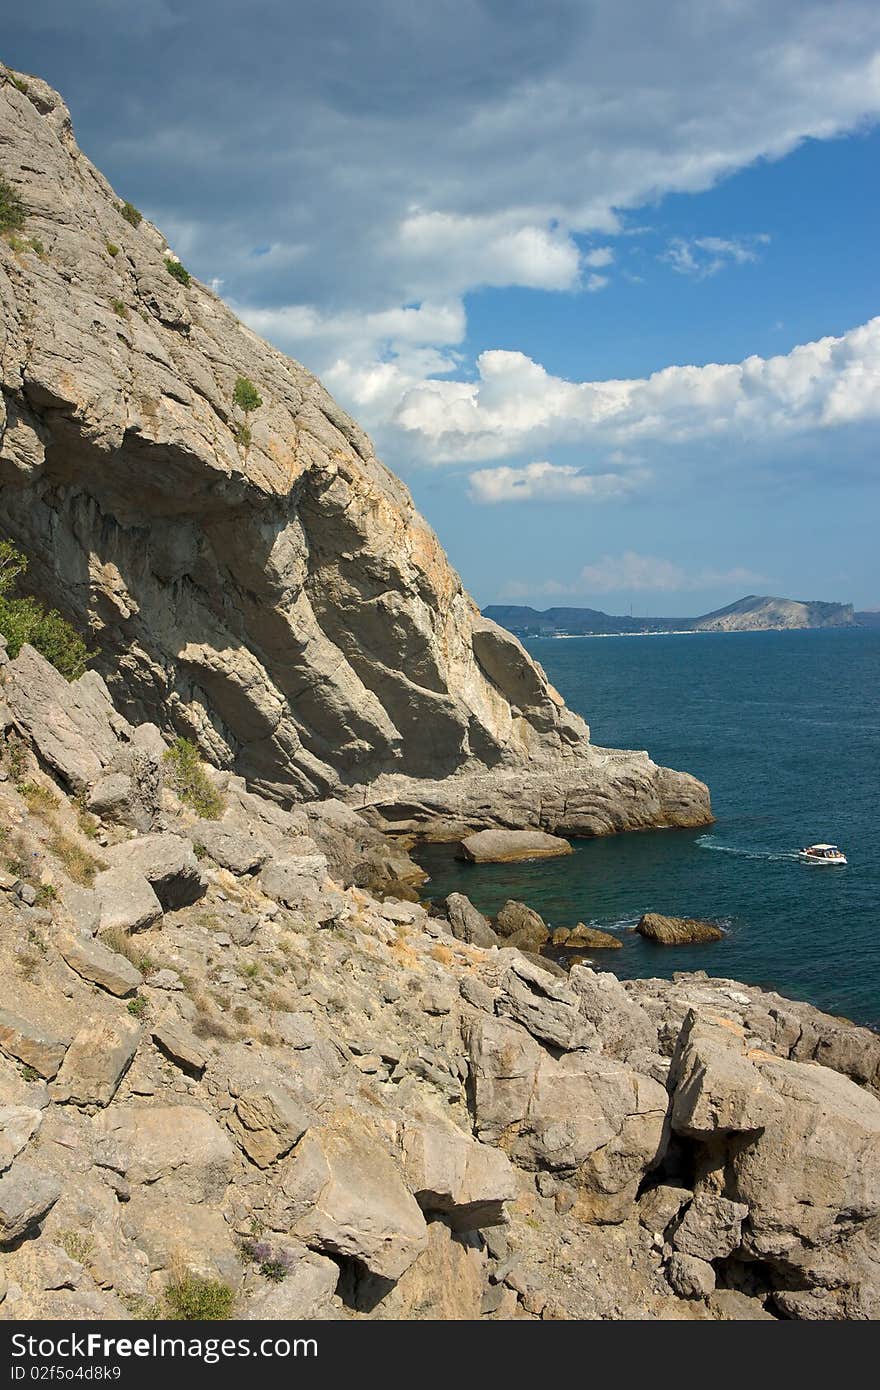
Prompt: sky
<box><xmin>4</xmin><ymin>0</ymin><xmax>880</xmax><ymax>614</ymax></box>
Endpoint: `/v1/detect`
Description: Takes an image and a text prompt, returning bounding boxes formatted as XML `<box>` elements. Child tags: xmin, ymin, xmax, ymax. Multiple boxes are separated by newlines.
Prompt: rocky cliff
<box><xmin>0</xmin><ymin>639</ymin><xmax>878</xmax><ymax>1321</ymax></box>
<box><xmin>0</xmin><ymin>65</ymin><xmax>709</xmax><ymax>837</ymax></box>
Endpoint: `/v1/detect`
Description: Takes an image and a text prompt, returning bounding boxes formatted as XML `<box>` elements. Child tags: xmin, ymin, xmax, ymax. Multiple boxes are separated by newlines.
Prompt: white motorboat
<box><xmin>798</xmin><ymin>843</ymin><xmax>847</xmax><ymax>865</ymax></box>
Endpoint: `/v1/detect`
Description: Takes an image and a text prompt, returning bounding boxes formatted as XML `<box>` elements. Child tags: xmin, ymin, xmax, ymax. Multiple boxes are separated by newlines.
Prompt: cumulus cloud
<box><xmin>391</xmin><ymin>316</ymin><xmax>880</xmax><ymax>462</ymax></box>
<box><xmin>578</xmin><ymin>552</ymin><xmax>768</xmax><ymax>593</ymax></box>
<box><xmin>662</xmin><ymin>233</ymin><xmax>770</xmax><ymax>277</ymax></box>
<box><xmin>467</xmin><ymin>461</ymin><xmax>635</xmax><ymax>503</ymax></box>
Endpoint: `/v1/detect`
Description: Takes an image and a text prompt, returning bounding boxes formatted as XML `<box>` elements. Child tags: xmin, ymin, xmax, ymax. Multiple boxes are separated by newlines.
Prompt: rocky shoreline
<box><xmin>0</xmin><ymin>639</ymin><xmax>878</xmax><ymax>1321</ymax></box>
<box><xmin>1</xmin><ymin>67</ymin><xmax>878</xmax><ymax>1324</ymax></box>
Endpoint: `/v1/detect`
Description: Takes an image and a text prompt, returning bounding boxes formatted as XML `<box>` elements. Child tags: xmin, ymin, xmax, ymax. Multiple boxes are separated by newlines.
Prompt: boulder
<box><xmin>553</xmin><ymin>923</ymin><xmax>622</xmax><ymax>949</ymax></box>
<box><xmin>666</xmin><ymin>1252</ymin><xmax>716</xmax><ymax>1299</ymax></box>
<box><xmin>400</xmin><ymin>1114</ymin><xmax>517</xmax><ymax>1230</ymax></box>
<box><xmin>189</xmin><ymin>821</ymin><xmax>271</xmax><ymax>875</ymax></box>
<box><xmin>460</xmin><ymin>829</ymin><xmax>572</xmax><ymax>863</ymax></box>
<box><xmin>94</xmin><ymin>866</ymin><xmax>163</xmax><ymax>934</ymax></box>
<box><xmin>669</xmin><ymin>1011</ymin><xmax>778</xmax><ymax>1138</ymax></box>
<box><xmin>0</xmin><ymin>1106</ymin><xmax>43</xmax><ymax>1172</ymax></box>
<box><xmin>496</xmin><ymin>955</ymin><xmax>595</xmax><ymax>1050</ymax></box>
<box><xmin>150</xmin><ymin>1021</ymin><xmax>208</xmax><ymax>1077</ymax></box>
<box><xmin>282</xmin><ymin>1108</ymin><xmax>428</xmax><ymax>1280</ymax></box>
<box><xmin>636</xmin><ymin>913</ymin><xmax>723</xmax><ymax>945</ymax></box>
<box><xmin>58</xmin><ymin>884</ymin><xmax>101</xmax><ymax>937</ymax></box>
<box><xmin>637</xmin><ymin>1183</ymin><xmax>692</xmax><ymax>1236</ymax></box>
<box><xmin>103</xmin><ymin>834</ymin><xmax>206</xmax><ymax>909</ymax></box>
<box><xmin>0</xmin><ymin>1160</ymin><xmax>61</xmax><ymax>1243</ymax></box>
<box><xmin>466</xmin><ymin>1015</ymin><xmax>669</xmax><ymax>1220</ymax></box>
<box><xmin>568</xmin><ymin>966</ymin><xmax>659</xmax><ymax>1062</ymax></box>
<box><xmin>93</xmin><ymin>1105</ymin><xmax>235</xmax><ymax>1203</ymax></box>
<box><xmin>50</xmin><ymin>1015</ymin><xmax>140</xmax><ymax>1107</ymax></box>
<box><xmin>56</xmin><ymin>932</ymin><xmax>142</xmax><ymax>997</ymax></box>
<box><xmin>672</xmin><ymin>1193</ymin><xmax>748</xmax><ymax>1261</ymax></box>
<box><xmin>494</xmin><ymin>900</ymin><xmax>550</xmax><ymax>952</ymax></box>
<box><xmin>0</xmin><ymin>1008</ymin><xmax>69</xmax><ymax>1079</ymax></box>
<box><xmin>441</xmin><ymin>893</ymin><xmax>499</xmax><ymax>949</ymax></box>
<box><xmin>2</xmin><ymin>646</ymin><xmax>123</xmax><ymax>791</ymax></box>
<box><xmin>227</xmin><ymin>1084</ymin><xmax>309</xmax><ymax>1168</ymax></box>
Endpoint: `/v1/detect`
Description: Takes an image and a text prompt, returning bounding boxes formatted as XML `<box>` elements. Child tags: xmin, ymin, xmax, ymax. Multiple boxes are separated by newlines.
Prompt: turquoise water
<box><xmin>417</xmin><ymin>629</ymin><xmax>880</xmax><ymax>1028</ymax></box>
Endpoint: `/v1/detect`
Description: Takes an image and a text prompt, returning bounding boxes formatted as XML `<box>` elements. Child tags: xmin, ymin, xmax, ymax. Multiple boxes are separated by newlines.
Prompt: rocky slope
<box><xmin>0</xmin><ymin>638</ymin><xmax>879</xmax><ymax>1321</ymax></box>
<box><xmin>0</xmin><ymin>64</ymin><xmax>709</xmax><ymax>837</ymax></box>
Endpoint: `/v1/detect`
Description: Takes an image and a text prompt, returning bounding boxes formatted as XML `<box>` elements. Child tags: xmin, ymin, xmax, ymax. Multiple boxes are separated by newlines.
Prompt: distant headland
<box><xmin>485</xmin><ymin>594</ymin><xmax>859</xmax><ymax>637</ymax></box>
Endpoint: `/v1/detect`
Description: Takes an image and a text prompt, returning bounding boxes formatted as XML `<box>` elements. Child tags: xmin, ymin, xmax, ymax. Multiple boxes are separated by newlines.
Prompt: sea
<box><xmin>416</xmin><ymin>627</ymin><xmax>880</xmax><ymax>1029</ymax></box>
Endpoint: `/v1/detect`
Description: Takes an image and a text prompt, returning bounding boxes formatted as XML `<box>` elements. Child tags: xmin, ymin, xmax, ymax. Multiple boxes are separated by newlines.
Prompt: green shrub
<box><xmin>47</xmin><ymin>831</ymin><xmax>104</xmax><ymax>886</ymax></box>
<box><xmin>164</xmin><ymin>1274</ymin><xmax>234</xmax><ymax>1321</ymax></box>
<box><xmin>165</xmin><ymin>257</ymin><xmax>191</xmax><ymax>286</ymax></box>
<box><xmin>0</xmin><ymin>540</ymin><xmax>94</xmax><ymax>680</ymax></box>
<box><xmin>233</xmin><ymin>376</ymin><xmax>262</xmax><ymax>415</ymax></box>
<box><xmin>0</xmin><ymin>176</ymin><xmax>25</xmax><ymax>234</ymax></box>
<box><xmin>127</xmin><ymin>995</ymin><xmax>148</xmax><ymax>1019</ymax></box>
<box><xmin>9</xmin><ymin>75</ymin><xmax>29</xmax><ymax>95</ymax></box>
<box><xmin>105</xmin><ymin>241</ymin><xmax>119</xmax><ymax>257</ymax></box>
<box><xmin>29</xmin><ymin>236</ymin><xmax>45</xmax><ymax>257</ymax></box>
<box><xmin>119</xmin><ymin>201</ymin><xmax>142</xmax><ymax>227</ymax></box>
<box><xmin>233</xmin><ymin>422</ymin><xmax>252</xmax><ymax>450</ymax></box>
<box><xmin>4</xmin><ymin>233</ymin><xmax>27</xmax><ymax>253</ymax></box>
<box><xmin>162</xmin><ymin>737</ymin><xmax>225</xmax><ymax>818</ymax></box>
<box><xmin>34</xmin><ymin>883</ymin><xmax>57</xmax><ymax>907</ymax></box>
<box><xmin>111</xmin><ymin>298</ymin><xmax>129</xmax><ymax>320</ymax></box>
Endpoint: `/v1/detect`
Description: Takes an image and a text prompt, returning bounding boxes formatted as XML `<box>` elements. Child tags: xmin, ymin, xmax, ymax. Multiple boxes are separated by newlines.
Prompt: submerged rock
<box><xmin>553</xmin><ymin>923</ymin><xmax>622</xmax><ymax>949</ymax></box>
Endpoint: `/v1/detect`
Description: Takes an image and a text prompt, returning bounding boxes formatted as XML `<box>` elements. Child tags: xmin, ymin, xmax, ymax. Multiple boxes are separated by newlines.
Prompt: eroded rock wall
<box><xmin>0</xmin><ymin>66</ymin><xmax>710</xmax><ymax>832</ymax></box>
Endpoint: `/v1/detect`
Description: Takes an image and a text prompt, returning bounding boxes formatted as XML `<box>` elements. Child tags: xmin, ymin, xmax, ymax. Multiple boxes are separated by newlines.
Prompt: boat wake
<box><xmin>696</xmin><ymin>834</ymin><xmax>798</xmax><ymax>862</ymax></box>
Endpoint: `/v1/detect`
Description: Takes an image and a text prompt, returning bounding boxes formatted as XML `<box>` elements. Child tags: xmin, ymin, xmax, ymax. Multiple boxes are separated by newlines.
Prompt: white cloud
<box><xmin>585</xmin><ymin>273</ymin><xmax>610</xmax><ymax>293</ymax></box>
<box><xmin>662</xmin><ymin>233</ymin><xmax>770</xmax><ymax>277</ymax></box>
<box><xmin>396</xmin><ymin>211</ymin><xmax>582</xmax><ymax>294</ymax></box>
<box><xmin>467</xmin><ymin>461</ymin><xmax>635</xmax><ymax>504</ymax></box>
<box><xmin>389</xmin><ymin>316</ymin><xmax>880</xmax><ymax>462</ymax></box>
<box><xmin>584</xmin><ymin>246</ymin><xmax>615</xmax><ymax>268</ymax></box>
<box><xmin>578</xmin><ymin>552</ymin><xmax>768</xmax><ymax>593</ymax></box>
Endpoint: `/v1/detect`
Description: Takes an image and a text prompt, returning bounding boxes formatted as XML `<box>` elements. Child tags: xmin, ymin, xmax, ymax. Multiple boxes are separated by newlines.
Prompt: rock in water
<box><xmin>553</xmin><ymin>923</ymin><xmax>622</xmax><ymax>949</ymax></box>
<box><xmin>0</xmin><ymin>72</ymin><xmax>711</xmax><ymax>839</ymax></box>
<box><xmin>459</xmin><ymin>829</ymin><xmax>573</xmax><ymax>862</ymax></box>
<box><xmin>636</xmin><ymin>913</ymin><xmax>723</xmax><ymax>945</ymax></box>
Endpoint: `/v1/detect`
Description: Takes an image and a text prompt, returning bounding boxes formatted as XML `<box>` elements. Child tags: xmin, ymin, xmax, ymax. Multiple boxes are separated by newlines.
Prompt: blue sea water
<box><xmin>416</xmin><ymin>628</ymin><xmax>880</xmax><ymax>1028</ymax></box>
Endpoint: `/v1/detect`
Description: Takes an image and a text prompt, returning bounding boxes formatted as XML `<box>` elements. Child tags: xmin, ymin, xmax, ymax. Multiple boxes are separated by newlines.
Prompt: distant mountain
<box><xmin>689</xmin><ymin>596</ymin><xmax>854</xmax><ymax>632</ymax></box>
<box><xmin>484</xmin><ymin>596</ymin><xmax>855</xmax><ymax>636</ymax></box>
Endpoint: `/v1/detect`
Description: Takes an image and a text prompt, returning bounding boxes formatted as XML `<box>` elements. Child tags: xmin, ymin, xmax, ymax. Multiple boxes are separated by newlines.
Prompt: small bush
<box><xmin>0</xmin><ymin>175</ymin><xmax>26</xmax><ymax>233</ymax></box>
<box><xmin>9</xmin><ymin>75</ymin><xmax>29</xmax><ymax>95</ymax></box>
<box><xmin>0</xmin><ymin>540</ymin><xmax>95</xmax><ymax>680</ymax></box>
<box><xmin>241</xmin><ymin>1239</ymin><xmax>295</xmax><ymax>1283</ymax></box>
<box><xmin>164</xmin><ymin>1274</ymin><xmax>234</xmax><ymax>1321</ymax></box>
<box><xmin>19</xmin><ymin>1064</ymin><xmax>39</xmax><ymax>1083</ymax></box>
<box><xmin>162</xmin><ymin>738</ymin><xmax>224</xmax><ymax>818</ymax></box>
<box><xmin>47</xmin><ymin>831</ymin><xmax>104</xmax><ymax>886</ymax></box>
<box><xmin>29</xmin><ymin>236</ymin><xmax>44</xmax><ymax>257</ymax></box>
<box><xmin>3</xmin><ymin>732</ymin><xmax>28</xmax><ymax>782</ymax></box>
<box><xmin>233</xmin><ymin>376</ymin><xmax>262</xmax><ymax>415</ymax></box>
<box><xmin>127</xmin><ymin>995</ymin><xmax>148</xmax><ymax>1019</ymax></box>
<box><xmin>4</xmin><ymin>234</ymin><xmax>27</xmax><ymax>253</ymax></box>
<box><xmin>119</xmin><ymin>201</ymin><xmax>142</xmax><ymax>227</ymax></box>
<box><xmin>101</xmin><ymin>926</ymin><xmax>153</xmax><ymax>973</ymax></box>
<box><xmin>17</xmin><ymin>781</ymin><xmax>60</xmax><ymax>819</ymax></box>
<box><xmin>165</xmin><ymin>257</ymin><xmax>191</xmax><ymax>286</ymax></box>
<box><xmin>110</xmin><ymin>298</ymin><xmax>129</xmax><ymax>320</ymax></box>
<box><xmin>233</xmin><ymin>422</ymin><xmax>252</xmax><ymax>451</ymax></box>
<box><xmin>105</xmin><ymin>241</ymin><xmax>119</xmax><ymax>257</ymax></box>
<box><xmin>34</xmin><ymin>883</ymin><xmax>57</xmax><ymax>907</ymax></box>
<box><xmin>74</xmin><ymin>794</ymin><xmax>99</xmax><ymax>839</ymax></box>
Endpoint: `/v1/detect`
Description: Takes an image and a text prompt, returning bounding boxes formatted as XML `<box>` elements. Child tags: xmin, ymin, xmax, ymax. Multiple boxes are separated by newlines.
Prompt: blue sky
<box><xmin>4</xmin><ymin>1</ymin><xmax>879</xmax><ymax>613</ymax></box>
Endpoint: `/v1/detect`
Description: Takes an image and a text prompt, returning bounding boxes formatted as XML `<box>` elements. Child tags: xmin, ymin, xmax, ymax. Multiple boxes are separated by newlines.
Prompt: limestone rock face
<box><xmin>0</xmin><ymin>70</ymin><xmax>710</xmax><ymax>836</ymax></box>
